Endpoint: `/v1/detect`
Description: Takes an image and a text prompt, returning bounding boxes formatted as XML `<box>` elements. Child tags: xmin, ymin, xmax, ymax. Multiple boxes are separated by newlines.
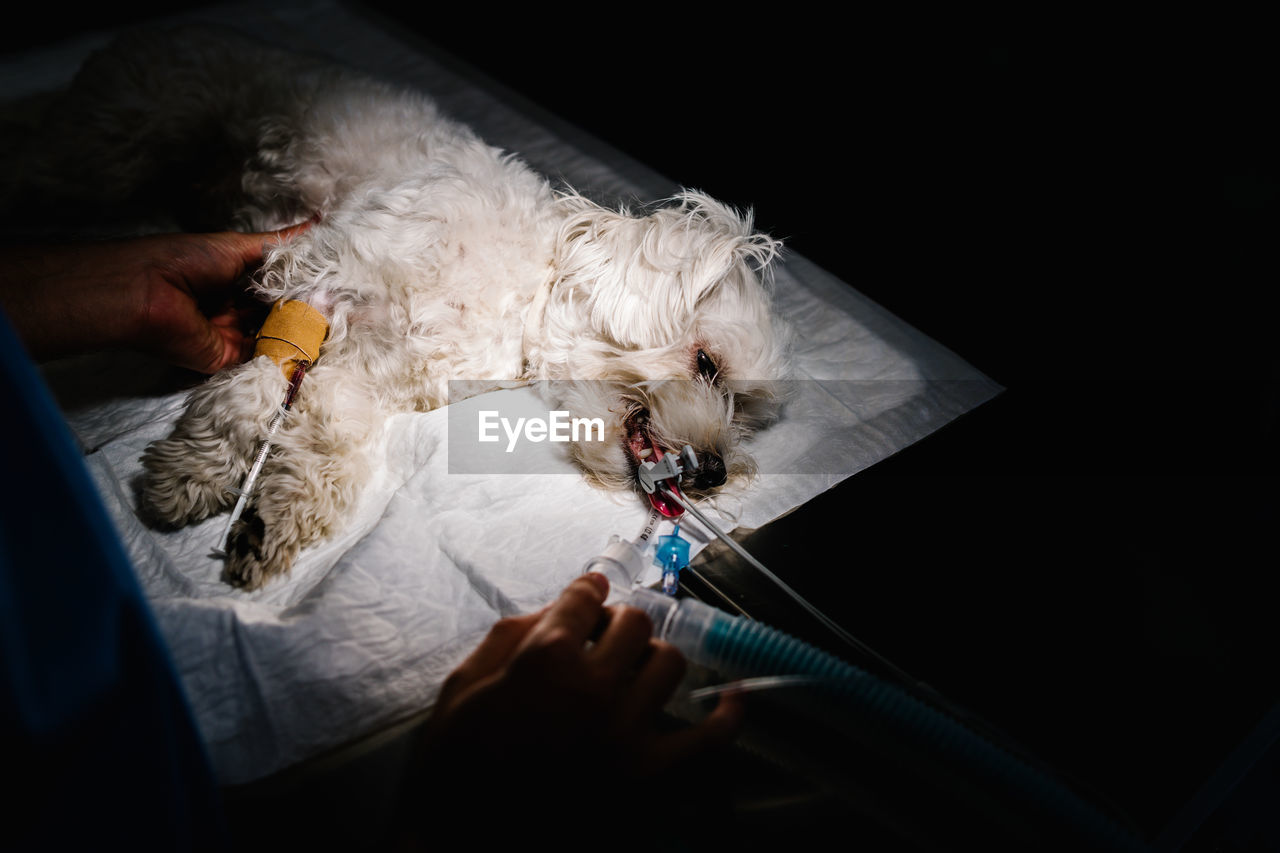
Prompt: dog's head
<box><xmin>532</xmin><ymin>190</ymin><xmax>790</xmax><ymax>501</ymax></box>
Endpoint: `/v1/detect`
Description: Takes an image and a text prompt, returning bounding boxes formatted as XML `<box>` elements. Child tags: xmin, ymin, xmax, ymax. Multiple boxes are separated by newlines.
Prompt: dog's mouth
<box><xmin>624</xmin><ymin>408</ymin><xmax>658</xmax><ymax>466</ymax></box>
<box><xmin>623</xmin><ymin>408</ymin><xmax>684</xmax><ymax>517</ymax></box>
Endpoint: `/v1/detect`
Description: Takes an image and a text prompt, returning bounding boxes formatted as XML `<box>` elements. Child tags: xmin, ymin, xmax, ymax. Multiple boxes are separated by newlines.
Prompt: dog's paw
<box><xmin>222</xmin><ymin>507</ymin><xmax>300</xmax><ymax>591</ymax></box>
<box><xmin>139</xmin><ymin>358</ymin><xmax>287</xmax><ymax>530</ymax></box>
<box><xmin>139</xmin><ymin>437</ymin><xmax>239</xmax><ymax>529</ymax></box>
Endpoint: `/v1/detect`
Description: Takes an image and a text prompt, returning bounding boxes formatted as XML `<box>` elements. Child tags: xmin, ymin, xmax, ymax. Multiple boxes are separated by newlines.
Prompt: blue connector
<box><xmin>653</xmin><ymin>527</ymin><xmax>691</xmax><ymax>596</ymax></box>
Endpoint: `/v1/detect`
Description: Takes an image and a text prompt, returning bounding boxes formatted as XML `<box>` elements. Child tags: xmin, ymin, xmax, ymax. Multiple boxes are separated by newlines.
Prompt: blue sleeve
<box><xmin>0</xmin><ymin>310</ymin><xmax>228</xmax><ymax>851</ymax></box>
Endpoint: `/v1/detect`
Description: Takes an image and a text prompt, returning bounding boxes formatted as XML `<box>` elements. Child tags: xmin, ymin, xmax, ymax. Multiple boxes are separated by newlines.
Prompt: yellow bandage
<box><xmin>254</xmin><ymin>300</ymin><xmax>329</xmax><ymax>377</ymax></box>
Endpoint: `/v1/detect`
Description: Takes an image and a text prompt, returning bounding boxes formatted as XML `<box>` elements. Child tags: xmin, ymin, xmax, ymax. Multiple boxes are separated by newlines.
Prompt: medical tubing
<box><xmin>582</xmin><ymin>537</ymin><xmax>649</xmax><ymax>602</ymax></box>
<box><xmin>656</xmin><ymin>483</ymin><xmax>902</xmax><ymax>677</ymax></box>
<box><xmin>626</xmin><ymin>589</ymin><xmax>1143</xmax><ymax>852</ymax></box>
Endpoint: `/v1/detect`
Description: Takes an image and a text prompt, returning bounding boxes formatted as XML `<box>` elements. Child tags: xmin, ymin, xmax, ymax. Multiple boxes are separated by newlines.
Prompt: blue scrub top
<box><xmin>0</xmin><ymin>310</ymin><xmax>226</xmax><ymax>850</ymax></box>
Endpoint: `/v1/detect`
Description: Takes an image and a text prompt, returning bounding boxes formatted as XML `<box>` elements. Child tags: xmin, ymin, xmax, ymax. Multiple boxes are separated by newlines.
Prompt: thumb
<box><xmin>242</xmin><ymin>220</ymin><xmax>314</xmax><ymax>255</ymax></box>
<box><xmin>445</xmin><ymin>611</ymin><xmax>544</xmax><ymax>694</ymax></box>
<box><xmin>182</xmin><ymin>222</ymin><xmax>313</xmax><ymax>294</ymax></box>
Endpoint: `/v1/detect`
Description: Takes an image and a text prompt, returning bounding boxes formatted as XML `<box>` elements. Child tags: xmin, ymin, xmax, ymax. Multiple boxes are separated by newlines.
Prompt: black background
<box><xmin>5</xmin><ymin>4</ymin><xmax>1277</xmax><ymax>847</ymax></box>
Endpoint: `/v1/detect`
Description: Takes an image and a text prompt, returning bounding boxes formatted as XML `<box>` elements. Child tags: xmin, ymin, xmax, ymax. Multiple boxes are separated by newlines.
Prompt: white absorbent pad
<box><xmin>6</xmin><ymin>1</ymin><xmax>1001</xmax><ymax>784</ymax></box>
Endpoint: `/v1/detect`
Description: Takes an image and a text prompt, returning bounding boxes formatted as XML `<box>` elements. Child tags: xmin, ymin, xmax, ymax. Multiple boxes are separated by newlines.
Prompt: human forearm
<box><xmin>0</xmin><ymin>240</ymin><xmax>147</xmax><ymax>362</ymax></box>
<box><xmin>0</xmin><ymin>227</ymin><xmax>307</xmax><ymax>372</ymax></box>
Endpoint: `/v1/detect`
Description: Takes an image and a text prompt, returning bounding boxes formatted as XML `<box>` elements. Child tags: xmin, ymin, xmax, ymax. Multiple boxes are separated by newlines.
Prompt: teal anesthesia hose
<box><xmin>585</xmin><ymin>539</ymin><xmax>1146</xmax><ymax>852</ymax></box>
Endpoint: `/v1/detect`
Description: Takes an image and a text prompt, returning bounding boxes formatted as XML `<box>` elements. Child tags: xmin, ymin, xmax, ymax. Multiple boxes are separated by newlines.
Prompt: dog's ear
<box><xmin>548</xmin><ymin>190</ymin><xmax>782</xmax><ymax>349</ymax></box>
<box><xmin>551</xmin><ymin>190</ymin><xmax>781</xmax><ymax>286</ymax></box>
<box><xmin>668</xmin><ymin>190</ymin><xmax>782</xmax><ymax>280</ymax></box>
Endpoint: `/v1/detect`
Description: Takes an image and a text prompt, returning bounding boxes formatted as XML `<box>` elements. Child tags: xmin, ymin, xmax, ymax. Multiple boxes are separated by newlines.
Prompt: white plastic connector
<box><xmin>582</xmin><ymin>536</ymin><xmax>649</xmax><ymax>603</ymax></box>
<box><xmin>625</xmin><ymin>588</ymin><xmax>726</xmax><ymax>671</ymax></box>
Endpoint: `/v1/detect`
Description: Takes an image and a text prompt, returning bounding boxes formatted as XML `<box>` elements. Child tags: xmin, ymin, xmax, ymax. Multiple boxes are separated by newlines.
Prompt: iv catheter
<box><xmin>212</xmin><ymin>298</ymin><xmax>328</xmax><ymax>558</ymax></box>
<box><xmin>213</xmin><ymin>360</ymin><xmax>309</xmax><ymax>556</ymax></box>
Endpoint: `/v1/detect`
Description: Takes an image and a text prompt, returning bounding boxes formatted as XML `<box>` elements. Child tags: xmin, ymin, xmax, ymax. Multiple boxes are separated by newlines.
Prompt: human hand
<box><xmin>402</xmin><ymin>574</ymin><xmax>743</xmax><ymax>827</ymax></box>
<box><xmin>0</xmin><ymin>225</ymin><xmax>308</xmax><ymax>373</ymax></box>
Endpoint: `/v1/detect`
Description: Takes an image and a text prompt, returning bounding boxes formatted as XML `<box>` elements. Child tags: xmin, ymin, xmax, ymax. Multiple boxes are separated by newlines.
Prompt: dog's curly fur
<box><xmin>17</xmin><ymin>28</ymin><xmax>790</xmax><ymax>589</ymax></box>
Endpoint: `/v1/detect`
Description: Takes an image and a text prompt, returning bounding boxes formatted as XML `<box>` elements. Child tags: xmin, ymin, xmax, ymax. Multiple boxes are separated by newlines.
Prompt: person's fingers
<box><xmin>445</xmin><ymin>611</ymin><xmax>543</xmax><ymax>693</ymax></box>
<box><xmin>206</xmin><ymin>299</ymin><xmax>259</xmax><ymax>365</ymax></box>
<box><xmin>699</xmin><ymin>690</ymin><xmax>747</xmax><ymax>744</ymax></box>
<box><xmin>580</xmin><ymin>571</ymin><xmax>610</xmax><ymax>599</ymax></box>
<box><xmin>230</xmin><ymin>221</ymin><xmax>313</xmax><ymax>261</ymax></box>
<box><xmin>189</xmin><ymin>320</ymin><xmax>245</xmax><ymax>375</ymax></box>
<box><xmin>132</xmin><ymin>266</ymin><xmax>231</xmax><ymax>374</ymax></box>
<box><xmin>641</xmin><ymin>691</ymin><xmax>746</xmax><ymax>774</ymax></box>
<box><xmin>174</xmin><ymin>223</ymin><xmax>311</xmax><ymax>295</ymax></box>
<box><xmin>623</xmin><ymin>640</ymin><xmax>686</xmax><ymax>712</ymax></box>
<box><xmin>137</xmin><ymin>225</ymin><xmax>310</xmax><ymax>372</ymax></box>
<box><xmin>589</xmin><ymin>605</ymin><xmax>654</xmax><ymax>674</ymax></box>
<box><xmin>517</xmin><ymin>573</ymin><xmax>609</xmax><ymax>653</ymax></box>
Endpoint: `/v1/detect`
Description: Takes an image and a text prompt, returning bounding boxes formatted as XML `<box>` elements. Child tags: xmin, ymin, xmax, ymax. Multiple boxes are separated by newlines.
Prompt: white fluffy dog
<box><xmin>24</xmin><ymin>28</ymin><xmax>790</xmax><ymax>589</ymax></box>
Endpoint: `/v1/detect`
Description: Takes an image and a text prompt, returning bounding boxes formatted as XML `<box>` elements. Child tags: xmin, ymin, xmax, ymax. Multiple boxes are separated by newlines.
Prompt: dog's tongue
<box><xmin>645</xmin><ymin>445</ymin><xmax>685</xmax><ymax>518</ymax></box>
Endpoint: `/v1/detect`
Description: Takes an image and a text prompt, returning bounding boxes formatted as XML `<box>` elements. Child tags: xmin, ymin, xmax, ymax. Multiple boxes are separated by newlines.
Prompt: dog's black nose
<box><xmin>692</xmin><ymin>452</ymin><xmax>727</xmax><ymax>490</ymax></box>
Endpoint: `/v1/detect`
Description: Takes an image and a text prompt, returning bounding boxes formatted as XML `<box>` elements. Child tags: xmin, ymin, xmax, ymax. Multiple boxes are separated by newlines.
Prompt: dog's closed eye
<box><xmin>696</xmin><ymin>348</ymin><xmax>719</xmax><ymax>384</ymax></box>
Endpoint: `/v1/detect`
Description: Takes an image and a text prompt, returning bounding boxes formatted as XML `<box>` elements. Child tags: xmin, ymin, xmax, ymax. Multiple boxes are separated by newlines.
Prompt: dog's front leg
<box><xmin>140</xmin><ymin>357</ymin><xmax>288</xmax><ymax>529</ymax></box>
<box><xmin>220</xmin><ymin>365</ymin><xmax>381</xmax><ymax>590</ymax></box>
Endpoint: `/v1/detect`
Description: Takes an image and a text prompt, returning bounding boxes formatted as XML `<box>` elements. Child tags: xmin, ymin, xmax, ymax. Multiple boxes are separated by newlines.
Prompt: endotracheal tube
<box><xmin>581</xmin><ymin>527</ymin><xmax>865</xmax><ymax>690</ymax></box>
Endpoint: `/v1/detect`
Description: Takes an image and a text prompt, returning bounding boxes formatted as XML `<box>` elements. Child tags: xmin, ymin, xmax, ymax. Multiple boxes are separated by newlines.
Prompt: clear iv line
<box><xmin>213</xmin><ymin>361</ymin><xmax>309</xmax><ymax>556</ymax></box>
